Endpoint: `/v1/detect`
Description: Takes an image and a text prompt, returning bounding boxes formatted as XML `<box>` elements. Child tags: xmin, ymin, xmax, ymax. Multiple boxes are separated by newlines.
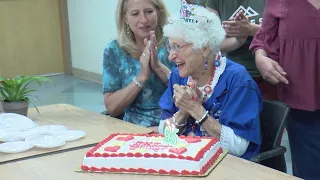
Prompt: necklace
<box><xmin>186</xmin><ymin>53</ymin><xmax>224</xmax><ymax>136</ymax></box>
<box><xmin>188</xmin><ymin>53</ymin><xmax>222</xmax><ymax>103</ymax></box>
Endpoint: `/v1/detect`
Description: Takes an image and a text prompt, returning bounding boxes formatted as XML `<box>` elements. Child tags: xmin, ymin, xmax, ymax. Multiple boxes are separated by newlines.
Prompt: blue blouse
<box><xmin>159</xmin><ymin>59</ymin><xmax>262</xmax><ymax>159</ymax></box>
<box><xmin>103</xmin><ymin>40</ymin><xmax>176</xmax><ymax>127</ymax></box>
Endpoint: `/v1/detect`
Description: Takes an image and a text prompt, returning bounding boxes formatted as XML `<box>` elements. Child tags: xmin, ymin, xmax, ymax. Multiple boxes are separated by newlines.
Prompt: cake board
<box><xmin>75</xmin><ymin>150</ymin><xmax>227</xmax><ymax>177</ymax></box>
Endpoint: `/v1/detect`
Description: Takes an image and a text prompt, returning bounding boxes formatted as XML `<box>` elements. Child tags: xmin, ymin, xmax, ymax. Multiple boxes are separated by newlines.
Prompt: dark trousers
<box><xmin>286</xmin><ymin>109</ymin><xmax>320</xmax><ymax>180</ymax></box>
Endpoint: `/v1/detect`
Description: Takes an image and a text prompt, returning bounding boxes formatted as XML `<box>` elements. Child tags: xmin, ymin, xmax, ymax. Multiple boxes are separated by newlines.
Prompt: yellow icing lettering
<box><xmin>176</xmin><ymin>142</ymin><xmax>189</xmax><ymax>148</ymax></box>
<box><xmin>111</xmin><ymin>141</ymin><xmax>125</xmax><ymax>146</ymax></box>
<box><xmin>135</xmin><ymin>149</ymin><xmax>147</xmax><ymax>153</ymax></box>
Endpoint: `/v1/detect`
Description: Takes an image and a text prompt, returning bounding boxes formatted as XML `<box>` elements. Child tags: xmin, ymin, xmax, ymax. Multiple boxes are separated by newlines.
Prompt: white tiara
<box><xmin>167</xmin><ymin>0</ymin><xmax>215</xmax><ymax>30</ymax></box>
<box><xmin>180</xmin><ymin>0</ymin><xmax>211</xmax><ymax>23</ymax></box>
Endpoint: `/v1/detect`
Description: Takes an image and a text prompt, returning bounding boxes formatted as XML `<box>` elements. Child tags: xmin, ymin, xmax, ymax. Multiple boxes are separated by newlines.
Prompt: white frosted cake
<box><xmin>81</xmin><ymin>133</ymin><xmax>223</xmax><ymax>175</ymax></box>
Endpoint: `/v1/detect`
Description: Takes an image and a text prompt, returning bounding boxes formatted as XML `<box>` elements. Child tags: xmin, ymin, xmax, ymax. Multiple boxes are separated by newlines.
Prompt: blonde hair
<box><xmin>116</xmin><ymin>0</ymin><xmax>169</xmax><ymax>55</ymax></box>
<box><xmin>163</xmin><ymin>5</ymin><xmax>226</xmax><ymax>56</ymax></box>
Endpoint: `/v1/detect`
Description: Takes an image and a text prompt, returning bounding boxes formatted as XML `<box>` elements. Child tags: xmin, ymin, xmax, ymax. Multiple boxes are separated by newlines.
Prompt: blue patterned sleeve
<box><xmin>159</xmin><ymin>69</ymin><xmax>181</xmax><ymax>120</ymax></box>
<box><xmin>102</xmin><ymin>41</ymin><xmax>121</xmax><ymax>93</ymax></box>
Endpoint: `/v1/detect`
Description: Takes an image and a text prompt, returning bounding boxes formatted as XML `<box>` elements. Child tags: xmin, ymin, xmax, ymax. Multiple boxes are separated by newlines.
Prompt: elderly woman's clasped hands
<box><xmin>173</xmin><ymin>82</ymin><xmax>202</xmax><ymax>116</ymax></box>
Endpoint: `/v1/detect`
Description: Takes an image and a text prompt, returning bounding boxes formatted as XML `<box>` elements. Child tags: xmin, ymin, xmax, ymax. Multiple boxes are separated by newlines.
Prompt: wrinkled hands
<box><xmin>222</xmin><ymin>10</ymin><xmax>251</xmax><ymax>37</ymax></box>
<box><xmin>173</xmin><ymin>82</ymin><xmax>202</xmax><ymax>116</ymax></box>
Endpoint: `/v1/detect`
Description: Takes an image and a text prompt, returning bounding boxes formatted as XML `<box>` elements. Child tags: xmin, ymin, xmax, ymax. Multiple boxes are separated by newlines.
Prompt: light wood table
<box><xmin>0</xmin><ymin>147</ymin><xmax>300</xmax><ymax>180</ymax></box>
<box><xmin>0</xmin><ymin>104</ymin><xmax>152</xmax><ymax>164</ymax></box>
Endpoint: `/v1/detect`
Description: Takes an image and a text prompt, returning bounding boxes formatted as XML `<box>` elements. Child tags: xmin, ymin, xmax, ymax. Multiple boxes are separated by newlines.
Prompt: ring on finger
<box><xmin>191</xmin><ymin>96</ymin><xmax>198</xmax><ymax>101</ymax></box>
<box><xmin>185</xmin><ymin>87</ymin><xmax>196</xmax><ymax>100</ymax></box>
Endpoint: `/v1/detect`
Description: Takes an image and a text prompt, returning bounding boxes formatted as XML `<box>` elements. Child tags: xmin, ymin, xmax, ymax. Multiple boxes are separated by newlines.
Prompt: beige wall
<box><xmin>67</xmin><ymin>0</ymin><xmax>181</xmax><ymax>82</ymax></box>
<box><xmin>0</xmin><ymin>0</ymin><xmax>65</xmax><ymax>78</ymax></box>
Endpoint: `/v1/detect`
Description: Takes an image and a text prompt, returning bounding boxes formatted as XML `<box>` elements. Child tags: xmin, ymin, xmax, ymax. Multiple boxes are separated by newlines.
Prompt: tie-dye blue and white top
<box><xmin>102</xmin><ymin>40</ymin><xmax>176</xmax><ymax>127</ymax></box>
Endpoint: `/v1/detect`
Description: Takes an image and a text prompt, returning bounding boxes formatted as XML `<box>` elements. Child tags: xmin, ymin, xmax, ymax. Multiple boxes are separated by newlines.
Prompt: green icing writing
<box><xmin>163</xmin><ymin>126</ymin><xmax>179</xmax><ymax>145</ymax></box>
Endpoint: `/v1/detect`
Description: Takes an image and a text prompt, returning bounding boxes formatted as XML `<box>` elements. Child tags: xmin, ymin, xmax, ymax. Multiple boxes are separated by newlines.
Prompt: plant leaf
<box><xmin>0</xmin><ymin>76</ymin><xmax>52</xmax><ymax>102</ymax></box>
<box><xmin>28</xmin><ymin>100</ymin><xmax>40</xmax><ymax>114</ymax></box>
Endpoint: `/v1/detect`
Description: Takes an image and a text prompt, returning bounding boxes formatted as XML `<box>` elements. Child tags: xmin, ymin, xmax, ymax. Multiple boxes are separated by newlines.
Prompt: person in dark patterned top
<box><xmin>103</xmin><ymin>0</ymin><xmax>175</xmax><ymax>133</ymax></box>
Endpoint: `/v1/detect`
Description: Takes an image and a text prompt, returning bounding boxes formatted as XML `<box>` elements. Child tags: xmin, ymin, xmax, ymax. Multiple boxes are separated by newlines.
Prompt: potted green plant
<box><xmin>0</xmin><ymin>76</ymin><xmax>52</xmax><ymax>116</ymax></box>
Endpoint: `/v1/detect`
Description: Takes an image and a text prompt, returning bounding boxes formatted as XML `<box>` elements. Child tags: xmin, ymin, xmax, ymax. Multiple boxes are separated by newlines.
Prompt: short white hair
<box><xmin>163</xmin><ymin>5</ymin><xmax>226</xmax><ymax>56</ymax></box>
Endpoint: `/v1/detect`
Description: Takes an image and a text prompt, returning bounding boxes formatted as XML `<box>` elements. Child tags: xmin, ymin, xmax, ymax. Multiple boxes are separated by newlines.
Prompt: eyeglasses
<box><xmin>165</xmin><ymin>43</ymin><xmax>193</xmax><ymax>53</ymax></box>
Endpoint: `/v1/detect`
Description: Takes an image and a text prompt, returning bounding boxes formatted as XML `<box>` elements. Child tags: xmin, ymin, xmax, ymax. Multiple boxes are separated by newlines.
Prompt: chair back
<box><xmin>260</xmin><ymin>100</ymin><xmax>290</xmax><ymax>152</ymax></box>
<box><xmin>258</xmin><ymin>100</ymin><xmax>290</xmax><ymax>173</ymax></box>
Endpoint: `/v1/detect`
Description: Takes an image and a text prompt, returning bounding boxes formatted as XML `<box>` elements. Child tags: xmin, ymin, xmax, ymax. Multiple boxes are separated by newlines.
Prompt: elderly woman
<box><xmin>103</xmin><ymin>0</ymin><xmax>175</xmax><ymax>132</ymax></box>
<box><xmin>158</xmin><ymin>4</ymin><xmax>262</xmax><ymax>159</ymax></box>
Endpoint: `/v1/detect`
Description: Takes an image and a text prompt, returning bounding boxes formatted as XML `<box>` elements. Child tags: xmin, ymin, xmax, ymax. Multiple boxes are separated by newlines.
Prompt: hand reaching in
<box><xmin>256</xmin><ymin>54</ymin><xmax>289</xmax><ymax>85</ymax></box>
<box><xmin>222</xmin><ymin>10</ymin><xmax>252</xmax><ymax>37</ymax></box>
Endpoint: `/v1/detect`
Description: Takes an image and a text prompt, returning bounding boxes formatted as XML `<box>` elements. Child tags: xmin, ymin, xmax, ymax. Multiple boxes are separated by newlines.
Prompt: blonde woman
<box><xmin>103</xmin><ymin>0</ymin><xmax>175</xmax><ymax>132</ymax></box>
